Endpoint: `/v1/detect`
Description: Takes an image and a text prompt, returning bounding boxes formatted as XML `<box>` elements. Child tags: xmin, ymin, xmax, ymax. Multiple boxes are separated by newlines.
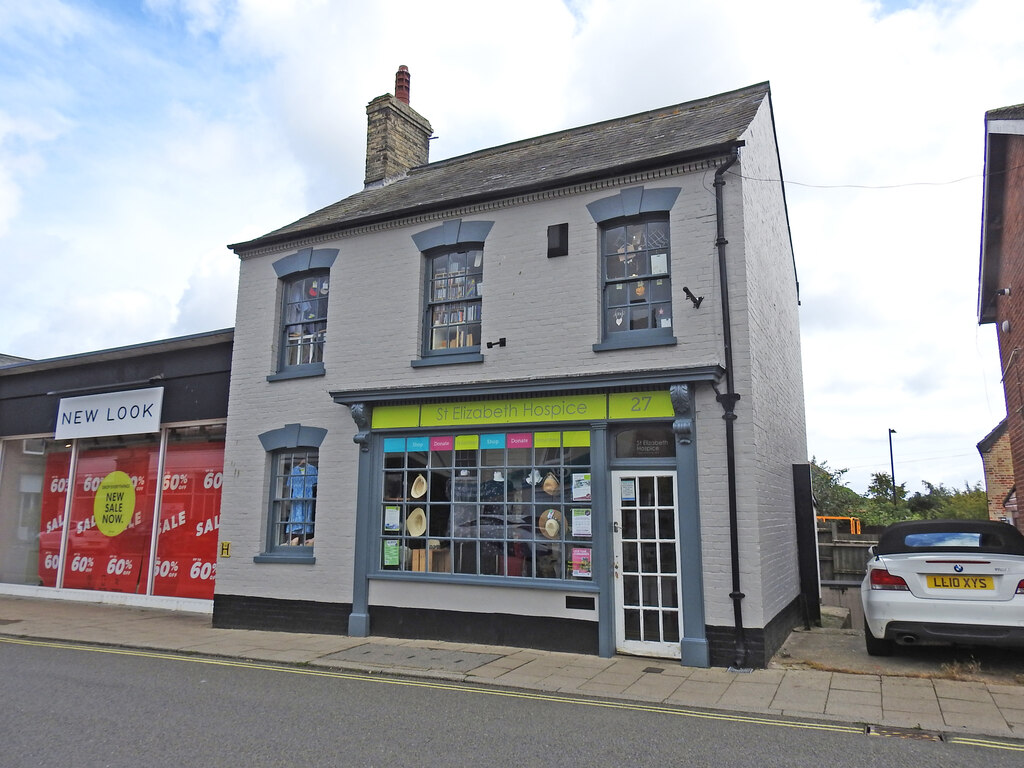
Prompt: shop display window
<box><xmin>379</xmin><ymin>431</ymin><xmax>593</xmax><ymax>581</ymax></box>
<box><xmin>0</xmin><ymin>438</ymin><xmax>68</xmax><ymax>587</ymax></box>
<box><xmin>152</xmin><ymin>425</ymin><xmax>225</xmax><ymax>599</ymax></box>
<box><xmin>269</xmin><ymin>449</ymin><xmax>319</xmax><ymax>549</ymax></box>
<box><xmin>1</xmin><ymin>425</ymin><xmax>226</xmax><ymax>598</ymax></box>
<box><xmin>63</xmin><ymin>434</ymin><xmax>160</xmax><ymax>594</ymax></box>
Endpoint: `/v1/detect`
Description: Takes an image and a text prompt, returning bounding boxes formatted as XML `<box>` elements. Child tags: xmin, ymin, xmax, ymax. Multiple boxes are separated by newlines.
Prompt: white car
<box><xmin>861</xmin><ymin>520</ymin><xmax>1024</xmax><ymax>656</ymax></box>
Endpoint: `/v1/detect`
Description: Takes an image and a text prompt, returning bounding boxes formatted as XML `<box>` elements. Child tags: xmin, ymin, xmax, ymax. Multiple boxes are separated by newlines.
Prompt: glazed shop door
<box><xmin>611</xmin><ymin>471</ymin><xmax>682</xmax><ymax>658</ymax></box>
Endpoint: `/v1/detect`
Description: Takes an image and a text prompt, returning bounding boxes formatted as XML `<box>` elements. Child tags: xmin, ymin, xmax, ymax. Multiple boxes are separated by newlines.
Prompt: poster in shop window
<box><xmin>152</xmin><ymin>442</ymin><xmax>224</xmax><ymax>599</ymax></box>
<box><xmin>37</xmin><ymin>452</ymin><xmax>72</xmax><ymax>588</ymax></box>
<box><xmin>62</xmin><ymin>445</ymin><xmax>158</xmax><ymax>593</ymax></box>
<box><xmin>571</xmin><ymin>548</ymin><xmax>592</xmax><ymax>578</ymax></box>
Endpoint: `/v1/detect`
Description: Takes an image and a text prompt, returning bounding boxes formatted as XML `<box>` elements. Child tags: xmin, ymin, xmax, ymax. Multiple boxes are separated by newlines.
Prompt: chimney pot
<box><xmin>395</xmin><ymin>65</ymin><xmax>410</xmax><ymax>104</ymax></box>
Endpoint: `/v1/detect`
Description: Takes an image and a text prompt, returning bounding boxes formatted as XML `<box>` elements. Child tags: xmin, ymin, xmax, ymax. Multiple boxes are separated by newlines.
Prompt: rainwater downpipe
<box><xmin>713</xmin><ymin>148</ymin><xmax>747</xmax><ymax>669</ymax></box>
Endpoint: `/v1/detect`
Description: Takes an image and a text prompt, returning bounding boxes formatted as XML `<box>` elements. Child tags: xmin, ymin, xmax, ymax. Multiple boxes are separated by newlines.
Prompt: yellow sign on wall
<box><xmin>371</xmin><ymin>391</ymin><xmax>671</xmax><ymax>430</ymax></box>
<box><xmin>608</xmin><ymin>391</ymin><xmax>674</xmax><ymax>419</ymax></box>
<box><xmin>420</xmin><ymin>394</ymin><xmax>607</xmax><ymax>427</ymax></box>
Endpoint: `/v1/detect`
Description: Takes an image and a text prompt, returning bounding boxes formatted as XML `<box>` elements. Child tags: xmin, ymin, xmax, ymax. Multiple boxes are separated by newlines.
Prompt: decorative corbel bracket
<box><xmin>670</xmin><ymin>384</ymin><xmax>693</xmax><ymax>445</ymax></box>
<box><xmin>350</xmin><ymin>403</ymin><xmax>371</xmax><ymax>452</ymax></box>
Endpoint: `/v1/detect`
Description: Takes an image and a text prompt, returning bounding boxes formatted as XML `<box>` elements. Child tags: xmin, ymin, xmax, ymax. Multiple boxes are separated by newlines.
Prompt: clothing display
<box><xmin>286</xmin><ymin>461</ymin><xmax>317</xmax><ymax>535</ymax></box>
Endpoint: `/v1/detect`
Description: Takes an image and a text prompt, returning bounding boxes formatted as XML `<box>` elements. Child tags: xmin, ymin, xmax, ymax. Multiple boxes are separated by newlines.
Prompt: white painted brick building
<box><xmin>215</xmin><ymin>70</ymin><xmax>809</xmax><ymax>668</ymax></box>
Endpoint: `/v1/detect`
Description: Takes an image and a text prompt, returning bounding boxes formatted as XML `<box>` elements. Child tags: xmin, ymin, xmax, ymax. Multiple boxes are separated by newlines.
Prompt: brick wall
<box><xmin>364</xmin><ymin>95</ymin><xmax>432</xmax><ymax>186</ymax></box>
<box><xmin>993</xmin><ymin>134</ymin><xmax>1024</xmax><ymax>532</ymax></box>
<box><xmin>980</xmin><ymin>425</ymin><xmax>1014</xmax><ymax>521</ymax></box>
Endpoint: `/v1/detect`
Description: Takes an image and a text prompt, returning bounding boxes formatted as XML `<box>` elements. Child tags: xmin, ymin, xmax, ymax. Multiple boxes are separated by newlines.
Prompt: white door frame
<box><xmin>611</xmin><ymin>470</ymin><xmax>682</xmax><ymax>658</ymax></box>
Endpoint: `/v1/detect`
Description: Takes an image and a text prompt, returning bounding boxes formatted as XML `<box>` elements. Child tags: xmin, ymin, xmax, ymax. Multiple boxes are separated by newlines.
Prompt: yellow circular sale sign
<box><xmin>93</xmin><ymin>471</ymin><xmax>136</xmax><ymax>537</ymax></box>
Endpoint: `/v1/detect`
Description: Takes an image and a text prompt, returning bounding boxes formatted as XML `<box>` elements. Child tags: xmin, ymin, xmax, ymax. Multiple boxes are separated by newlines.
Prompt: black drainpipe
<box><xmin>713</xmin><ymin>148</ymin><xmax>747</xmax><ymax>669</ymax></box>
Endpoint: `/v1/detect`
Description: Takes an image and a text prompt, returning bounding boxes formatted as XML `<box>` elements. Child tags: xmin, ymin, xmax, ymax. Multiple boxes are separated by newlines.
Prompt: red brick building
<box><xmin>977</xmin><ymin>419</ymin><xmax>1016</xmax><ymax>524</ymax></box>
<box><xmin>978</xmin><ymin>103</ymin><xmax>1024</xmax><ymax>533</ymax></box>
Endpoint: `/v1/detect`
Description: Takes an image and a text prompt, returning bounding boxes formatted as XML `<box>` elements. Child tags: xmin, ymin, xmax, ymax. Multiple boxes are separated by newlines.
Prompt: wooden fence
<box><xmin>817</xmin><ymin>520</ymin><xmax>878</xmax><ymax>582</ymax></box>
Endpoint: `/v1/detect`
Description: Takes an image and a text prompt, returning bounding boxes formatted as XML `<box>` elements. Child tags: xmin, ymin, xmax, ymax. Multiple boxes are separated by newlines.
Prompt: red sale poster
<box><xmin>37</xmin><ymin>452</ymin><xmax>72</xmax><ymax>587</ymax></box>
<box><xmin>62</xmin><ymin>444</ymin><xmax>158</xmax><ymax>593</ymax></box>
<box><xmin>152</xmin><ymin>441</ymin><xmax>223</xmax><ymax>599</ymax></box>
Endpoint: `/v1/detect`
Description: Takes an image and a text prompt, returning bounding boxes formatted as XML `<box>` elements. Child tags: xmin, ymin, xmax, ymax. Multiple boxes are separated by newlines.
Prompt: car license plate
<box><xmin>926</xmin><ymin>574</ymin><xmax>993</xmax><ymax>590</ymax></box>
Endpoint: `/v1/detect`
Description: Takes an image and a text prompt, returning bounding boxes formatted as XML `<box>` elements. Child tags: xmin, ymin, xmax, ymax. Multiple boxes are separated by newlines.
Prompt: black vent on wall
<box><xmin>548</xmin><ymin>223</ymin><xmax>568</xmax><ymax>258</ymax></box>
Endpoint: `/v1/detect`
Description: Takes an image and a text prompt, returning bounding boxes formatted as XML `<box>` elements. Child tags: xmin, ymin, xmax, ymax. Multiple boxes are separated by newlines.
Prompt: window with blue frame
<box><xmin>379</xmin><ymin>431</ymin><xmax>593</xmax><ymax>580</ymax></box>
<box><xmin>601</xmin><ymin>219</ymin><xmax>672</xmax><ymax>337</ymax></box>
<box><xmin>410</xmin><ymin>219</ymin><xmax>493</xmax><ymax>366</ymax></box>
<box><xmin>270</xmin><ymin>247</ymin><xmax>338</xmax><ymax>378</ymax></box>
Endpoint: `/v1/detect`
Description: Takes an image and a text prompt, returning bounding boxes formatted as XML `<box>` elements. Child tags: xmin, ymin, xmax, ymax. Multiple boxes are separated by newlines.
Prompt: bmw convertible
<box><xmin>861</xmin><ymin>519</ymin><xmax>1024</xmax><ymax>656</ymax></box>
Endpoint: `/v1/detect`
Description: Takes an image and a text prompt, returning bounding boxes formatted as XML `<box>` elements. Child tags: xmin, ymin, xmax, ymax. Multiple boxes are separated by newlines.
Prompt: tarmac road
<box><xmin>3</xmin><ymin>638</ymin><xmax>1022</xmax><ymax>768</ymax></box>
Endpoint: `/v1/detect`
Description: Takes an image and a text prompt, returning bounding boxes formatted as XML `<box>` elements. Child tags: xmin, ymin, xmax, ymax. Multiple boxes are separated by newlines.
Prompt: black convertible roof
<box><xmin>875</xmin><ymin>519</ymin><xmax>1024</xmax><ymax>556</ymax></box>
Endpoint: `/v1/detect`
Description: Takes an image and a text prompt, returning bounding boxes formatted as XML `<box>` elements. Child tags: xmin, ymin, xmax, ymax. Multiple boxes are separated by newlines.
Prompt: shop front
<box><xmin>0</xmin><ymin>330</ymin><xmax>232</xmax><ymax>608</ymax></box>
<box><xmin>337</xmin><ymin>377</ymin><xmax>712</xmax><ymax>666</ymax></box>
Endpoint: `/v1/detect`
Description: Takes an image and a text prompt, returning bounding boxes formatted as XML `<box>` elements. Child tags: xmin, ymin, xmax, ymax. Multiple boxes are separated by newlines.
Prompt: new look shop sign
<box><xmin>55</xmin><ymin>388</ymin><xmax>164</xmax><ymax>439</ymax></box>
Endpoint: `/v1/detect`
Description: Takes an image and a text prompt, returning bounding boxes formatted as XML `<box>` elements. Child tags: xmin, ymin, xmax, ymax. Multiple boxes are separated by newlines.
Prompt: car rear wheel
<box><xmin>864</xmin><ymin>619</ymin><xmax>894</xmax><ymax>657</ymax></box>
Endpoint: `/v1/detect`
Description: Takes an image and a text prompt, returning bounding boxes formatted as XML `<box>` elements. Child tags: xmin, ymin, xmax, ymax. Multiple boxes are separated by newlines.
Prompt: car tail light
<box><xmin>1017</xmin><ymin>580</ymin><xmax>1024</xmax><ymax>595</ymax></box>
<box><xmin>869</xmin><ymin>568</ymin><xmax>909</xmax><ymax>591</ymax></box>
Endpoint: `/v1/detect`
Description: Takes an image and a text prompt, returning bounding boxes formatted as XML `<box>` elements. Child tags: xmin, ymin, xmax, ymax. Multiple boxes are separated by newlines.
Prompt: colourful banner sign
<box><xmin>372</xmin><ymin>391</ymin><xmax>671</xmax><ymax>430</ymax></box>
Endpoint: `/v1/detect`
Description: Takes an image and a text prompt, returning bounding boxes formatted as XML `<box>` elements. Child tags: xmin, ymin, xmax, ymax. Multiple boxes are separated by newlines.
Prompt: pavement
<box><xmin>2</xmin><ymin>595</ymin><xmax>1024</xmax><ymax>743</ymax></box>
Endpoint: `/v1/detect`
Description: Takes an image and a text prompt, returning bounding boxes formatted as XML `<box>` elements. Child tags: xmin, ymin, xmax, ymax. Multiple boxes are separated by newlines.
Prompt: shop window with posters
<box><xmin>152</xmin><ymin>425</ymin><xmax>225</xmax><ymax>599</ymax></box>
<box><xmin>379</xmin><ymin>430</ymin><xmax>593</xmax><ymax>581</ymax></box>
<box><xmin>1</xmin><ymin>424</ymin><xmax>225</xmax><ymax>599</ymax></box>
<box><xmin>62</xmin><ymin>434</ymin><xmax>160</xmax><ymax>594</ymax></box>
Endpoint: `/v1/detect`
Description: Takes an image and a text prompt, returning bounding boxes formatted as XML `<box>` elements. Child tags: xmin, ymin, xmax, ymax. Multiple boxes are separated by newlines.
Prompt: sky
<box><xmin>1</xmin><ymin>0</ymin><xmax>1022</xmax><ymax>496</ymax></box>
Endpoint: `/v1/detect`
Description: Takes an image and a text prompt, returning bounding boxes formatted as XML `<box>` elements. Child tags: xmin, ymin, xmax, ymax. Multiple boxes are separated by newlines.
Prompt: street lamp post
<box><xmin>888</xmin><ymin>428</ymin><xmax>897</xmax><ymax>509</ymax></box>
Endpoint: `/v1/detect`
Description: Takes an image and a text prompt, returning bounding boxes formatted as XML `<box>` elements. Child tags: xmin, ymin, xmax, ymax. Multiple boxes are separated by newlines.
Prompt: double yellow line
<box><xmin>2</xmin><ymin>635</ymin><xmax>1022</xmax><ymax>752</ymax></box>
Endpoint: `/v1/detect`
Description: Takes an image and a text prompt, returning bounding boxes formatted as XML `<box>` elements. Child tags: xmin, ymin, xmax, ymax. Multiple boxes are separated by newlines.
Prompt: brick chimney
<box><xmin>364</xmin><ymin>65</ymin><xmax>432</xmax><ymax>188</ymax></box>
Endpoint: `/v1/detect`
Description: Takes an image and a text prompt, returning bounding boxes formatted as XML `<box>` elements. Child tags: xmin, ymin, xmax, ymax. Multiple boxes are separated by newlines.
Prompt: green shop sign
<box><xmin>372</xmin><ymin>391</ymin><xmax>672</xmax><ymax>429</ymax></box>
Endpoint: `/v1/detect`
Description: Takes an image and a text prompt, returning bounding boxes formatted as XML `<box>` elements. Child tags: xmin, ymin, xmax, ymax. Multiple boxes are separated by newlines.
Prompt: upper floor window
<box><xmin>587</xmin><ymin>186</ymin><xmax>680</xmax><ymax>351</ymax></box>
<box><xmin>411</xmin><ymin>219</ymin><xmax>494</xmax><ymax>367</ymax></box>
<box><xmin>269</xmin><ymin>247</ymin><xmax>339</xmax><ymax>380</ymax></box>
<box><xmin>426</xmin><ymin>247</ymin><xmax>482</xmax><ymax>352</ymax></box>
<box><xmin>602</xmin><ymin>219</ymin><xmax>672</xmax><ymax>337</ymax></box>
<box><xmin>282</xmin><ymin>273</ymin><xmax>329</xmax><ymax>367</ymax></box>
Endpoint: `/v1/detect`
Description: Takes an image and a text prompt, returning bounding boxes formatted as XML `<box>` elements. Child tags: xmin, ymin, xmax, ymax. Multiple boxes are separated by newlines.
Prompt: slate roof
<box><xmin>987</xmin><ymin>103</ymin><xmax>1024</xmax><ymax>121</ymax></box>
<box><xmin>230</xmin><ymin>82</ymin><xmax>770</xmax><ymax>253</ymax></box>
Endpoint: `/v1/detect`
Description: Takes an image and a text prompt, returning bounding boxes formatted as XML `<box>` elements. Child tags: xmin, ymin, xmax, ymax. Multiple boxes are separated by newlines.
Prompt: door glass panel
<box><xmin>640</xmin><ymin>542</ymin><xmax>658</xmax><ymax>573</ymax></box>
<box><xmin>624</xmin><ymin>575</ymin><xmax>639</xmax><ymax>605</ymax></box>
<box><xmin>657</xmin><ymin>475</ymin><xmax>673</xmax><ymax>505</ymax></box>
<box><xmin>660</xmin><ymin>543</ymin><xmax>677</xmax><ymax>574</ymax></box>
<box><xmin>661</xmin><ymin>576</ymin><xmax>678</xmax><ymax>608</ymax></box>
<box><xmin>657</xmin><ymin>507</ymin><xmax>675</xmax><ymax>539</ymax></box>
<box><xmin>625</xmin><ymin>609</ymin><xmax>641</xmax><ymax>641</ymax></box>
<box><xmin>642</xmin><ymin>610</ymin><xmax>660</xmax><ymax>641</ymax></box>
<box><xmin>662</xmin><ymin>612</ymin><xmax>680</xmax><ymax>643</ymax></box>
<box><xmin>622</xmin><ymin>509</ymin><xmax>638</xmax><ymax>539</ymax></box>
<box><xmin>622</xmin><ymin>542</ymin><xmax>638</xmax><ymax>572</ymax></box>
<box><xmin>642</xmin><ymin>575</ymin><xmax>659</xmax><ymax>607</ymax></box>
<box><xmin>638</xmin><ymin>477</ymin><xmax>655</xmax><ymax>505</ymax></box>
<box><xmin>639</xmin><ymin>508</ymin><xmax>656</xmax><ymax>538</ymax></box>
